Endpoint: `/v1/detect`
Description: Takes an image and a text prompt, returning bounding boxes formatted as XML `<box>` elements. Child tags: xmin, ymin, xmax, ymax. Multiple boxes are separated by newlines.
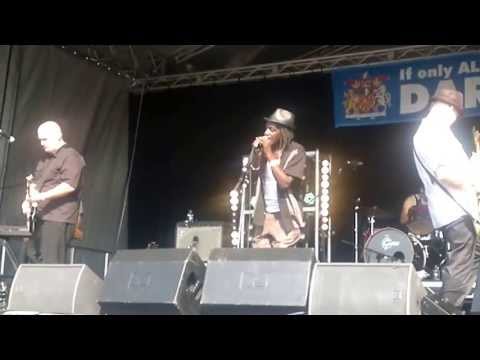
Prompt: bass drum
<box><xmin>363</xmin><ymin>227</ymin><xmax>427</xmax><ymax>271</ymax></box>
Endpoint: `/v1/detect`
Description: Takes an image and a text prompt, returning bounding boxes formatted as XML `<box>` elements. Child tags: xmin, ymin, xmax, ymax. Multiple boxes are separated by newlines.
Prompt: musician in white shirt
<box><xmin>413</xmin><ymin>88</ymin><xmax>480</xmax><ymax>309</ymax></box>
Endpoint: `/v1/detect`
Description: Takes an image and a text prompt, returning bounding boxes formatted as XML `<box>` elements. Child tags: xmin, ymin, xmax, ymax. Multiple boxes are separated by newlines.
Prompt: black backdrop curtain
<box><xmin>0</xmin><ymin>45</ymin><xmax>129</xmax><ymax>252</ymax></box>
<box><xmin>129</xmin><ymin>73</ymin><xmax>478</xmax><ymax>259</ymax></box>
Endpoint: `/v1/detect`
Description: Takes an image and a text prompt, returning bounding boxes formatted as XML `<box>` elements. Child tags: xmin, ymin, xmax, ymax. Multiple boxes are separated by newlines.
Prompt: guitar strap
<box><xmin>413</xmin><ymin>147</ymin><xmax>480</xmax><ymax>226</ymax></box>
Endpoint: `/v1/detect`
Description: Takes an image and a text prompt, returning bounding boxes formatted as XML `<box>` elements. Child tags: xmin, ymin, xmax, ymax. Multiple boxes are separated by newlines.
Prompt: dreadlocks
<box><xmin>274</xmin><ymin>126</ymin><xmax>294</xmax><ymax>152</ymax></box>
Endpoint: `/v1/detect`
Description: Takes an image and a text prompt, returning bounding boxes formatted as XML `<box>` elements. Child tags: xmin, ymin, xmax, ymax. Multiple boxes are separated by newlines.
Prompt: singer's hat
<box><xmin>264</xmin><ymin>108</ymin><xmax>295</xmax><ymax>130</ymax></box>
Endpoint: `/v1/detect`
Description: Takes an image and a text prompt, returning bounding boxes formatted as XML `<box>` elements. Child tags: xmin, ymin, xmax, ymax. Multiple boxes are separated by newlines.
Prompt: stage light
<box><xmin>230</xmin><ymin>197</ymin><xmax>239</xmax><ymax>206</ymax></box>
<box><xmin>231</xmin><ymin>231</ymin><xmax>240</xmax><ymax>246</ymax></box>
<box><xmin>321</xmin><ymin>217</ymin><xmax>329</xmax><ymax>224</ymax></box>
<box><xmin>320</xmin><ymin>209</ymin><xmax>329</xmax><ymax>217</ymax></box>
<box><xmin>229</xmin><ymin>190</ymin><xmax>239</xmax><ymax>198</ymax></box>
<box><xmin>322</xmin><ymin>160</ymin><xmax>330</xmax><ymax>167</ymax></box>
<box><xmin>321</xmin><ymin>194</ymin><xmax>330</xmax><ymax>203</ymax></box>
<box><xmin>321</xmin><ymin>223</ymin><xmax>329</xmax><ymax>231</ymax></box>
<box><xmin>231</xmin><ymin>205</ymin><xmax>238</xmax><ymax>212</ymax></box>
<box><xmin>321</xmin><ymin>167</ymin><xmax>330</xmax><ymax>175</ymax></box>
<box><xmin>321</xmin><ymin>180</ymin><xmax>330</xmax><ymax>189</ymax></box>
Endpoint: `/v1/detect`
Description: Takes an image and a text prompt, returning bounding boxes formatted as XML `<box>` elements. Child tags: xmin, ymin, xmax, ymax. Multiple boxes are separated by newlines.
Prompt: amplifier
<box><xmin>175</xmin><ymin>221</ymin><xmax>232</xmax><ymax>261</ymax></box>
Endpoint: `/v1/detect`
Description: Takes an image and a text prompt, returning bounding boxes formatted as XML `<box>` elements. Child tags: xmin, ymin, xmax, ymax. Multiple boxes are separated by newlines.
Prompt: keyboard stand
<box><xmin>0</xmin><ymin>239</ymin><xmax>18</xmax><ymax>277</ymax></box>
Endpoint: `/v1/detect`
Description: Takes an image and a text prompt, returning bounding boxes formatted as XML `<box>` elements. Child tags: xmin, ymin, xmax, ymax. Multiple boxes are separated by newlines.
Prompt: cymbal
<box><xmin>359</xmin><ymin>206</ymin><xmax>395</xmax><ymax>220</ymax></box>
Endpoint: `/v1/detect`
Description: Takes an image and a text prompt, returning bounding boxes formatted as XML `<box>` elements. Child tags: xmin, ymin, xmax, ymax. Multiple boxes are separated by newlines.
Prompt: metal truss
<box><xmin>60</xmin><ymin>45</ymin><xmax>218</xmax><ymax>80</ymax></box>
<box><xmin>131</xmin><ymin>45</ymin><xmax>480</xmax><ymax>93</ymax></box>
<box><xmin>171</xmin><ymin>45</ymin><xmax>216</xmax><ymax>64</ymax></box>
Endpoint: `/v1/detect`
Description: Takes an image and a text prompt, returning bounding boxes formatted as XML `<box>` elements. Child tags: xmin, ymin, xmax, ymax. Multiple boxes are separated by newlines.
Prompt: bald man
<box><xmin>22</xmin><ymin>121</ymin><xmax>86</xmax><ymax>263</ymax></box>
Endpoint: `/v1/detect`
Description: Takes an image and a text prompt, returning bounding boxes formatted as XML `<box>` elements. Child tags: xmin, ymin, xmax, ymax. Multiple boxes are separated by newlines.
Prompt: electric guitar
<box><xmin>25</xmin><ymin>175</ymin><xmax>37</xmax><ymax>233</ymax></box>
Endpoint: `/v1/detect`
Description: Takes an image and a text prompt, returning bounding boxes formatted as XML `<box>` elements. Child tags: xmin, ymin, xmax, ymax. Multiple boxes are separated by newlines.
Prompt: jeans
<box><xmin>25</xmin><ymin>220</ymin><xmax>75</xmax><ymax>264</ymax></box>
<box><xmin>441</xmin><ymin>216</ymin><xmax>480</xmax><ymax>308</ymax></box>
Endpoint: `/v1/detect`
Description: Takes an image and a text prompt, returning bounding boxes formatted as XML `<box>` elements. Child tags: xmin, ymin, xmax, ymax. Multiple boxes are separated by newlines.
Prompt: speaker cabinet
<box><xmin>99</xmin><ymin>249</ymin><xmax>205</xmax><ymax>315</ymax></box>
<box><xmin>7</xmin><ymin>264</ymin><xmax>103</xmax><ymax>315</ymax></box>
<box><xmin>200</xmin><ymin>248</ymin><xmax>315</xmax><ymax>315</ymax></box>
<box><xmin>308</xmin><ymin>263</ymin><xmax>426</xmax><ymax>315</ymax></box>
<box><xmin>175</xmin><ymin>222</ymin><xmax>232</xmax><ymax>261</ymax></box>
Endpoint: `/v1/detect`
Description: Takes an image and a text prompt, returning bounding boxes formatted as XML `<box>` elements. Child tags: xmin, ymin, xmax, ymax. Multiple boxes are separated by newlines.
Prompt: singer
<box><xmin>249</xmin><ymin>108</ymin><xmax>306</xmax><ymax>248</ymax></box>
<box><xmin>21</xmin><ymin>121</ymin><xmax>86</xmax><ymax>264</ymax></box>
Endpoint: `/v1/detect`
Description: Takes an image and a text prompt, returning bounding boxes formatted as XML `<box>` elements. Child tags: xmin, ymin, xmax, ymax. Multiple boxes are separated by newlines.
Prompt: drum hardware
<box><xmin>359</xmin><ymin>206</ymin><xmax>396</xmax><ymax>221</ymax></box>
<box><xmin>363</xmin><ymin>226</ymin><xmax>447</xmax><ymax>280</ymax></box>
<box><xmin>354</xmin><ymin>203</ymin><xmax>395</xmax><ymax>263</ymax></box>
<box><xmin>363</xmin><ymin>246</ymin><xmax>397</xmax><ymax>262</ymax></box>
<box><xmin>367</xmin><ymin>215</ymin><xmax>375</xmax><ymax>240</ymax></box>
<box><xmin>363</xmin><ymin>227</ymin><xmax>428</xmax><ymax>272</ymax></box>
<box><xmin>352</xmin><ymin>195</ymin><xmax>445</xmax><ymax>277</ymax></box>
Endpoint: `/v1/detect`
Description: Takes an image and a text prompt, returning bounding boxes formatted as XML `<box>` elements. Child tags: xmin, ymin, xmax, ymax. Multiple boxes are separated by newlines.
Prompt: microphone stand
<box><xmin>341</xmin><ymin>160</ymin><xmax>365</xmax><ymax>264</ymax></box>
<box><xmin>353</xmin><ymin>197</ymin><xmax>360</xmax><ymax>263</ymax></box>
<box><xmin>236</xmin><ymin>147</ymin><xmax>257</xmax><ymax>249</ymax></box>
<box><xmin>0</xmin><ymin>45</ymin><xmax>13</xmax><ymax>209</ymax></box>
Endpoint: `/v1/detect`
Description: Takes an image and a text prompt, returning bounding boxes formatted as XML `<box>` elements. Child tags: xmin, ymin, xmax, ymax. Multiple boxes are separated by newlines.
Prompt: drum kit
<box><xmin>360</xmin><ymin>205</ymin><xmax>447</xmax><ymax>280</ymax></box>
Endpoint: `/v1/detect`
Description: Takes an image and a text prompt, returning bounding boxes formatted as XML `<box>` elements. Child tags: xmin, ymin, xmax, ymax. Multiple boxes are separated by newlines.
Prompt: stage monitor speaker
<box><xmin>308</xmin><ymin>263</ymin><xmax>426</xmax><ymax>315</ymax></box>
<box><xmin>98</xmin><ymin>249</ymin><xmax>205</xmax><ymax>315</ymax></box>
<box><xmin>175</xmin><ymin>221</ymin><xmax>232</xmax><ymax>261</ymax></box>
<box><xmin>200</xmin><ymin>248</ymin><xmax>315</xmax><ymax>315</ymax></box>
<box><xmin>7</xmin><ymin>264</ymin><xmax>103</xmax><ymax>315</ymax></box>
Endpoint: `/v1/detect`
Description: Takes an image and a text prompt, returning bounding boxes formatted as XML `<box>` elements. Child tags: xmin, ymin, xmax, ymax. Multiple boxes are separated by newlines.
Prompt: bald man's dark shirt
<box><xmin>33</xmin><ymin>145</ymin><xmax>86</xmax><ymax>224</ymax></box>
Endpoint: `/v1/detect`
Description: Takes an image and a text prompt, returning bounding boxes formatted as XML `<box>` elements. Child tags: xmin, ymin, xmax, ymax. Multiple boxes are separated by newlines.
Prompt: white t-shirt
<box><xmin>413</xmin><ymin>114</ymin><xmax>478</xmax><ymax>229</ymax></box>
<box><xmin>262</xmin><ymin>161</ymin><xmax>280</xmax><ymax>213</ymax></box>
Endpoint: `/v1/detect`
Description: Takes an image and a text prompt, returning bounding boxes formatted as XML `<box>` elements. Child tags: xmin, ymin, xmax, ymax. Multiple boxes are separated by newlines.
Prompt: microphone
<box><xmin>0</xmin><ymin>129</ymin><xmax>15</xmax><ymax>143</ymax></box>
<box><xmin>252</xmin><ymin>136</ymin><xmax>267</xmax><ymax>149</ymax></box>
